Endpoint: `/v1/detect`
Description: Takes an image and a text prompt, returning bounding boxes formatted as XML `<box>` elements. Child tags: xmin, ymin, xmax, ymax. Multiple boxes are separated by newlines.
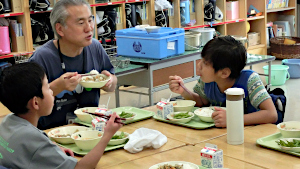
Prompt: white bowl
<box><xmin>117</xmin><ymin>112</ymin><xmax>136</xmax><ymax>121</ymax></box>
<box><xmin>194</xmin><ymin>107</ymin><xmax>226</xmax><ymax>123</ymax></box>
<box><xmin>48</xmin><ymin>126</ymin><xmax>89</xmax><ymax>144</ymax></box>
<box><xmin>74</xmin><ymin>107</ymin><xmax>99</xmax><ymax>123</ymax></box>
<box><xmin>276</xmin><ymin>138</ymin><xmax>300</xmax><ymax>152</ymax></box>
<box><xmin>167</xmin><ymin>111</ymin><xmax>194</xmax><ymax>123</ymax></box>
<box><xmin>170</xmin><ymin>100</ymin><xmax>196</xmax><ymax>112</ymax></box>
<box><xmin>108</xmin><ymin>131</ymin><xmax>130</xmax><ymax>146</ymax></box>
<box><xmin>277</xmin><ymin>121</ymin><xmax>300</xmax><ymax>138</ymax></box>
<box><xmin>71</xmin><ymin>130</ymin><xmax>103</xmax><ymax>151</ymax></box>
<box><xmin>79</xmin><ymin>74</ymin><xmax>110</xmax><ymax>88</ymax></box>
<box><xmin>145</xmin><ymin>26</ymin><xmax>161</xmax><ymax>33</ymax></box>
<box><xmin>135</xmin><ymin>24</ymin><xmax>150</xmax><ymax>31</ymax></box>
<box><xmin>149</xmin><ymin>161</ymin><xmax>199</xmax><ymax>169</ymax></box>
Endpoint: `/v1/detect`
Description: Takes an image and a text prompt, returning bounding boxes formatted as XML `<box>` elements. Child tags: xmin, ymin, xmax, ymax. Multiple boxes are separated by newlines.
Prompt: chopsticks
<box><xmin>83</xmin><ymin>111</ymin><xmax>126</xmax><ymax>125</ymax></box>
<box><xmin>64</xmin><ymin>74</ymin><xmax>98</xmax><ymax>79</ymax></box>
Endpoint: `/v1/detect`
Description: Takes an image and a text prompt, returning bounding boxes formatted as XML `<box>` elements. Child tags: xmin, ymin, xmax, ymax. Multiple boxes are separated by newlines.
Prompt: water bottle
<box><xmin>225</xmin><ymin>88</ymin><xmax>244</xmax><ymax>145</ymax></box>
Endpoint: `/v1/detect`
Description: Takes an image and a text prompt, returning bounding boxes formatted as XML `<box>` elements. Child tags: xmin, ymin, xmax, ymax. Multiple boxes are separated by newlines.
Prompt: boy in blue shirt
<box><xmin>0</xmin><ymin>62</ymin><xmax>122</xmax><ymax>169</ymax></box>
<box><xmin>169</xmin><ymin>36</ymin><xmax>278</xmax><ymax>127</ymax></box>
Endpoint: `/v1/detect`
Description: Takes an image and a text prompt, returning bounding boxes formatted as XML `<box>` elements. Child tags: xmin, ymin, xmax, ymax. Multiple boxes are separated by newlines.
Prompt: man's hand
<box><xmin>61</xmin><ymin>72</ymin><xmax>81</xmax><ymax>91</ymax></box>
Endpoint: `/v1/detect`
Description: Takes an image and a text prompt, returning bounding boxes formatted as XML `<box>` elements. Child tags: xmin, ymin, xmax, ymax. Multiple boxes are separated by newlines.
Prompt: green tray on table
<box><xmin>75</xmin><ymin>107</ymin><xmax>154</xmax><ymax>127</ymax></box>
<box><xmin>57</xmin><ymin>142</ymin><xmax>127</xmax><ymax>156</ymax></box>
<box><xmin>153</xmin><ymin>107</ymin><xmax>215</xmax><ymax>129</ymax></box>
<box><xmin>256</xmin><ymin>132</ymin><xmax>300</xmax><ymax>157</ymax></box>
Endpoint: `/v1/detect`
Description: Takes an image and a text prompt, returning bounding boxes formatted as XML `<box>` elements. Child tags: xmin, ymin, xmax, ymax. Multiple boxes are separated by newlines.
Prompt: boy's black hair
<box><xmin>201</xmin><ymin>35</ymin><xmax>247</xmax><ymax>79</ymax></box>
<box><xmin>0</xmin><ymin>62</ymin><xmax>45</xmax><ymax>115</ymax></box>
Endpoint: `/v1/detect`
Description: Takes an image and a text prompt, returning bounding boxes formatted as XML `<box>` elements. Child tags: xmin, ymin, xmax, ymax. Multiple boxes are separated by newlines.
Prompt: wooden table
<box><xmin>194</xmin><ymin>124</ymin><xmax>300</xmax><ymax>169</ymax></box>
<box><xmin>44</xmin><ymin>124</ymin><xmax>186</xmax><ymax>169</ymax></box>
<box><xmin>103</xmin><ymin>145</ymin><xmax>265</xmax><ymax>169</ymax></box>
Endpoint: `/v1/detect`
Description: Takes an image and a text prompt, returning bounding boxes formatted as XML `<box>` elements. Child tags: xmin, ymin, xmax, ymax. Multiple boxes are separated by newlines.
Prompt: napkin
<box><xmin>124</xmin><ymin>128</ymin><xmax>167</xmax><ymax>153</ymax></box>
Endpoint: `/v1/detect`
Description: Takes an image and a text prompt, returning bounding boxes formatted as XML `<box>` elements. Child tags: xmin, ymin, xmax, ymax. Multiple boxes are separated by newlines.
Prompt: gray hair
<box><xmin>50</xmin><ymin>0</ymin><xmax>91</xmax><ymax>39</ymax></box>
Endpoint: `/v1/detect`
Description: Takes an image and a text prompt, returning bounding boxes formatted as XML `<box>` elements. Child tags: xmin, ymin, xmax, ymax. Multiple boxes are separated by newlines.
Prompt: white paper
<box><xmin>167</xmin><ymin>41</ymin><xmax>175</xmax><ymax>50</ymax></box>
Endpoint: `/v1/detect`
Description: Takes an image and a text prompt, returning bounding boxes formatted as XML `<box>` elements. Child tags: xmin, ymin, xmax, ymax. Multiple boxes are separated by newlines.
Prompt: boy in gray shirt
<box><xmin>0</xmin><ymin>62</ymin><xmax>122</xmax><ymax>169</ymax></box>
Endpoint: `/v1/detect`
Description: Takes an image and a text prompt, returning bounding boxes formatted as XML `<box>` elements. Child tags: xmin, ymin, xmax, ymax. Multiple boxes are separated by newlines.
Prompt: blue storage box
<box><xmin>116</xmin><ymin>27</ymin><xmax>185</xmax><ymax>59</ymax></box>
<box><xmin>282</xmin><ymin>59</ymin><xmax>300</xmax><ymax>79</ymax></box>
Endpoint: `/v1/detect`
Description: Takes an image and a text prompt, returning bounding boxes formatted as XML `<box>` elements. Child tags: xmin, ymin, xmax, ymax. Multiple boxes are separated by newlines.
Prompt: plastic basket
<box><xmin>270</xmin><ymin>36</ymin><xmax>300</xmax><ymax>59</ymax></box>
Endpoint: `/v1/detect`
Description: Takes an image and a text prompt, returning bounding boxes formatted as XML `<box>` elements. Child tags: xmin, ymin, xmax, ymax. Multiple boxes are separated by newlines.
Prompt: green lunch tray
<box><xmin>75</xmin><ymin>107</ymin><xmax>154</xmax><ymax>127</ymax></box>
<box><xmin>153</xmin><ymin>107</ymin><xmax>215</xmax><ymax>129</ymax></box>
<box><xmin>57</xmin><ymin>142</ymin><xmax>126</xmax><ymax>156</ymax></box>
<box><xmin>256</xmin><ymin>132</ymin><xmax>300</xmax><ymax>157</ymax></box>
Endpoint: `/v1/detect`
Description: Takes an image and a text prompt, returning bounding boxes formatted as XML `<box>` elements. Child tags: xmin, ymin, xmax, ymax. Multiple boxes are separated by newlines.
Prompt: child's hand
<box><xmin>104</xmin><ymin>112</ymin><xmax>123</xmax><ymax>137</ymax></box>
<box><xmin>169</xmin><ymin>75</ymin><xmax>184</xmax><ymax>94</ymax></box>
<box><xmin>212</xmin><ymin>107</ymin><xmax>227</xmax><ymax>128</ymax></box>
<box><xmin>59</xmin><ymin>146</ymin><xmax>74</xmax><ymax>157</ymax></box>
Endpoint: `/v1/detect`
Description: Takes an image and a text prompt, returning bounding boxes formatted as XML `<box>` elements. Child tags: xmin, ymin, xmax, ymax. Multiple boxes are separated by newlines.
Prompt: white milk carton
<box><xmin>156</xmin><ymin>98</ymin><xmax>174</xmax><ymax>119</ymax></box>
<box><xmin>91</xmin><ymin>117</ymin><xmax>106</xmax><ymax>131</ymax></box>
<box><xmin>95</xmin><ymin>107</ymin><xmax>113</xmax><ymax>116</ymax></box>
<box><xmin>200</xmin><ymin>143</ymin><xmax>223</xmax><ymax>168</ymax></box>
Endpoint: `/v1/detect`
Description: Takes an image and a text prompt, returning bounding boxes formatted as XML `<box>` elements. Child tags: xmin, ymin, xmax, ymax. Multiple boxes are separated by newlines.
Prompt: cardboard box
<box><xmin>248</xmin><ymin>32</ymin><xmax>261</xmax><ymax>46</ymax></box>
<box><xmin>156</xmin><ymin>100</ymin><xmax>173</xmax><ymax>119</ymax></box>
<box><xmin>169</xmin><ymin>16</ymin><xmax>175</xmax><ymax>28</ymax></box>
<box><xmin>92</xmin><ymin>117</ymin><xmax>106</xmax><ymax>131</ymax></box>
<box><xmin>116</xmin><ymin>23</ymin><xmax>123</xmax><ymax>30</ymax></box>
<box><xmin>11</xmin><ymin>0</ymin><xmax>23</xmax><ymax>13</ymax></box>
<box><xmin>200</xmin><ymin>143</ymin><xmax>223</xmax><ymax>168</ymax></box>
<box><xmin>226</xmin><ymin>1</ymin><xmax>239</xmax><ymax>20</ymax></box>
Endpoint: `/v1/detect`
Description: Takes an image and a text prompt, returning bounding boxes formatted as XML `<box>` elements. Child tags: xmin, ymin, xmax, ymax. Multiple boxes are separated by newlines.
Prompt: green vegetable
<box><xmin>119</xmin><ymin>111</ymin><xmax>134</xmax><ymax>118</ymax></box>
<box><xmin>111</xmin><ymin>132</ymin><xmax>126</xmax><ymax>139</ymax></box>
<box><xmin>173</xmin><ymin>112</ymin><xmax>191</xmax><ymax>119</ymax></box>
<box><xmin>276</xmin><ymin>139</ymin><xmax>300</xmax><ymax>147</ymax></box>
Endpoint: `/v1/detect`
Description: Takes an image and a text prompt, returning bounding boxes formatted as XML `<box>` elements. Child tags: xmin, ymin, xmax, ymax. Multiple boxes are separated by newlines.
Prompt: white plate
<box><xmin>277</xmin><ymin>138</ymin><xmax>300</xmax><ymax>152</ymax></box>
<box><xmin>108</xmin><ymin>131</ymin><xmax>130</xmax><ymax>146</ymax></box>
<box><xmin>149</xmin><ymin>161</ymin><xmax>199</xmax><ymax>169</ymax></box>
<box><xmin>167</xmin><ymin>112</ymin><xmax>194</xmax><ymax>123</ymax></box>
<box><xmin>48</xmin><ymin>126</ymin><xmax>89</xmax><ymax>144</ymax></box>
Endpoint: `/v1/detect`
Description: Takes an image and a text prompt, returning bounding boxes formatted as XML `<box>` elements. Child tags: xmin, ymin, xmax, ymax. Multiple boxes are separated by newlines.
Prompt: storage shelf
<box><xmin>248</xmin><ymin>44</ymin><xmax>266</xmax><ymax>50</ymax></box>
<box><xmin>183</xmin><ymin>19</ymin><xmax>245</xmax><ymax>30</ymax></box>
<box><xmin>267</xmin><ymin>7</ymin><xmax>296</xmax><ymax>13</ymax></box>
<box><xmin>91</xmin><ymin>0</ymin><xmax>149</xmax><ymax>7</ymax></box>
<box><xmin>247</xmin><ymin>16</ymin><xmax>265</xmax><ymax>21</ymax></box>
<box><xmin>0</xmin><ymin>12</ymin><xmax>24</xmax><ymax>17</ymax></box>
<box><xmin>30</xmin><ymin>8</ymin><xmax>53</xmax><ymax>14</ymax></box>
<box><xmin>0</xmin><ymin>51</ymin><xmax>33</xmax><ymax>60</ymax></box>
<box><xmin>225</xmin><ymin>19</ymin><xmax>246</xmax><ymax>24</ymax></box>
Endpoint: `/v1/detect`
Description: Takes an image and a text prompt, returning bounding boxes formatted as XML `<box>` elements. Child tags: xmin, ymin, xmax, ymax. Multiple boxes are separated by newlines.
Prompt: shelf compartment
<box><xmin>0</xmin><ymin>51</ymin><xmax>33</xmax><ymax>60</ymax></box>
<box><xmin>247</xmin><ymin>16</ymin><xmax>265</xmax><ymax>21</ymax></box>
<box><xmin>267</xmin><ymin>7</ymin><xmax>296</xmax><ymax>13</ymax></box>
<box><xmin>248</xmin><ymin>44</ymin><xmax>266</xmax><ymax>50</ymax></box>
<box><xmin>0</xmin><ymin>12</ymin><xmax>24</xmax><ymax>18</ymax></box>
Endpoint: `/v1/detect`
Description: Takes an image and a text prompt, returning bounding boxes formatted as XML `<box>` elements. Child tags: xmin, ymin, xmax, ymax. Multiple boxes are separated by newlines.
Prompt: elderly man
<box><xmin>29</xmin><ymin>0</ymin><xmax>117</xmax><ymax>129</ymax></box>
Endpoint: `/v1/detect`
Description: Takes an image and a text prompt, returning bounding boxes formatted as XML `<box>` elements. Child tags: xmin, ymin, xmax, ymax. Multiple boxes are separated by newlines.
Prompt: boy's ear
<box><xmin>219</xmin><ymin>68</ymin><xmax>231</xmax><ymax>79</ymax></box>
<box><xmin>28</xmin><ymin>96</ymin><xmax>39</xmax><ymax>110</ymax></box>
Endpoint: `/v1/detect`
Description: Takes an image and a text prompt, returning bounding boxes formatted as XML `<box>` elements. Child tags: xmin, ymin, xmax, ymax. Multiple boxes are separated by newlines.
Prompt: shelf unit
<box><xmin>0</xmin><ymin>0</ymin><xmax>297</xmax><ymax>60</ymax></box>
<box><xmin>0</xmin><ymin>0</ymin><xmax>155</xmax><ymax>60</ymax></box>
<box><xmin>169</xmin><ymin>0</ymin><xmax>297</xmax><ymax>55</ymax></box>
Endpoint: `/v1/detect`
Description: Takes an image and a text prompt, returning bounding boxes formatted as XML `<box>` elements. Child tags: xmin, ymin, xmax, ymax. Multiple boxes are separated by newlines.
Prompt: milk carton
<box><xmin>91</xmin><ymin>117</ymin><xmax>106</xmax><ymax>131</ymax></box>
<box><xmin>156</xmin><ymin>98</ymin><xmax>173</xmax><ymax>119</ymax></box>
<box><xmin>200</xmin><ymin>143</ymin><xmax>223</xmax><ymax>168</ymax></box>
<box><xmin>95</xmin><ymin>107</ymin><xmax>113</xmax><ymax>116</ymax></box>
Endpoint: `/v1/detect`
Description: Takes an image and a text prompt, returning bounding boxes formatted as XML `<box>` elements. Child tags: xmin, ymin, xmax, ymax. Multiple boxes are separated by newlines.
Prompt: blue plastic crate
<box><xmin>116</xmin><ymin>27</ymin><xmax>185</xmax><ymax>59</ymax></box>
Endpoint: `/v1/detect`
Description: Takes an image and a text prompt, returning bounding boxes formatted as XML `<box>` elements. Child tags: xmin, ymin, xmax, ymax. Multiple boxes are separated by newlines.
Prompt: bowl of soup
<box><xmin>71</xmin><ymin>130</ymin><xmax>103</xmax><ymax>151</ymax></box>
<box><xmin>277</xmin><ymin>121</ymin><xmax>300</xmax><ymax>138</ymax></box>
